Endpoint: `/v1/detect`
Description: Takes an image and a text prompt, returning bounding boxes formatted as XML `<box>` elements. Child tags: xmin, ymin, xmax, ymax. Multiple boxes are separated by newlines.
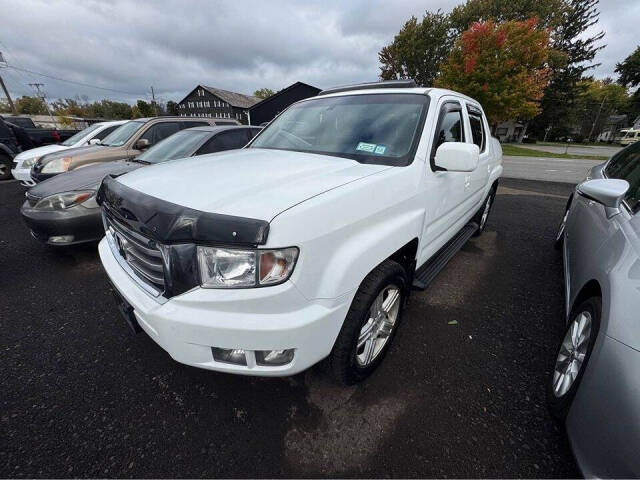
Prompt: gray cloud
<box><xmin>0</xmin><ymin>0</ymin><xmax>636</xmax><ymax>105</ymax></box>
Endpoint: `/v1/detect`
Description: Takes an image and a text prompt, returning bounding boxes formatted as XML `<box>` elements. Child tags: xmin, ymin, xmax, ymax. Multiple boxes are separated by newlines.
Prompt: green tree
<box><xmin>253</xmin><ymin>88</ymin><xmax>275</xmax><ymax>99</ymax></box>
<box><xmin>436</xmin><ymin>19</ymin><xmax>552</xmax><ymax>127</ymax></box>
<box><xmin>449</xmin><ymin>0</ymin><xmax>566</xmax><ymax>33</ymax></box>
<box><xmin>166</xmin><ymin>100</ymin><xmax>179</xmax><ymax>115</ymax></box>
<box><xmin>616</xmin><ymin>45</ymin><xmax>640</xmax><ymax>88</ymax></box>
<box><xmin>571</xmin><ymin>79</ymin><xmax>630</xmax><ymax>140</ymax></box>
<box><xmin>529</xmin><ymin>0</ymin><xmax>605</xmax><ymax>138</ymax></box>
<box><xmin>378</xmin><ymin>10</ymin><xmax>453</xmax><ymax>86</ymax></box>
<box><xmin>14</xmin><ymin>95</ymin><xmax>48</xmax><ymax>115</ymax></box>
<box><xmin>0</xmin><ymin>99</ymin><xmax>11</xmax><ymax>113</ymax></box>
<box><xmin>132</xmin><ymin>99</ymin><xmax>153</xmax><ymax>118</ymax></box>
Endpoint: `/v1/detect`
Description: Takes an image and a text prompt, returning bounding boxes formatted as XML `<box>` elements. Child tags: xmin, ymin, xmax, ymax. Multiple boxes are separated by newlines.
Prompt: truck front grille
<box><xmin>105</xmin><ymin>213</ymin><xmax>165</xmax><ymax>293</ymax></box>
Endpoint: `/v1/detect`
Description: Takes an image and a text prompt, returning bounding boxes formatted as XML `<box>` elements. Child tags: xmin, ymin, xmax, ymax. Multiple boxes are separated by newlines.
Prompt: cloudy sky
<box><xmin>0</xmin><ymin>0</ymin><xmax>637</xmax><ymax>105</ymax></box>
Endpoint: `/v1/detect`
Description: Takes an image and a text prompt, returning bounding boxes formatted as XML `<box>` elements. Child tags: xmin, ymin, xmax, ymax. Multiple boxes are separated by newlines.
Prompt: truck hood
<box><xmin>40</xmin><ymin>144</ymin><xmax>106</xmax><ymax>161</ymax></box>
<box><xmin>116</xmin><ymin>148</ymin><xmax>391</xmax><ymax>220</ymax></box>
<box><xmin>29</xmin><ymin>161</ymin><xmax>143</xmax><ymax>198</ymax></box>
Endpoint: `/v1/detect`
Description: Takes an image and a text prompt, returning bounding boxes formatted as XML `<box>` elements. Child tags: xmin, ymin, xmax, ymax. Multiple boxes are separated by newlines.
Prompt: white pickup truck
<box><xmin>97</xmin><ymin>81</ymin><xmax>502</xmax><ymax>384</ymax></box>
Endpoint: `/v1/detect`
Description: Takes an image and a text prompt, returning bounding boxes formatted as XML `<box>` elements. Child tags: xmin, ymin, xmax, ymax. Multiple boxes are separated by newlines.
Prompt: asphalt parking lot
<box><xmin>1</xmin><ymin>177</ymin><xmax>580</xmax><ymax>478</ymax></box>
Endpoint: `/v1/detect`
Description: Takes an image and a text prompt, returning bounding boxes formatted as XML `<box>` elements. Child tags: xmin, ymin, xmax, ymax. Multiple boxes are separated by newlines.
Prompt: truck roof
<box><xmin>314</xmin><ymin>82</ymin><xmax>481</xmax><ymax>107</ymax></box>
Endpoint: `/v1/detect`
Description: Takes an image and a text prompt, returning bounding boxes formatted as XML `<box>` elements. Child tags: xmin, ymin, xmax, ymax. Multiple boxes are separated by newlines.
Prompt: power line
<box><xmin>6</xmin><ymin>65</ymin><xmax>145</xmax><ymax>96</ymax></box>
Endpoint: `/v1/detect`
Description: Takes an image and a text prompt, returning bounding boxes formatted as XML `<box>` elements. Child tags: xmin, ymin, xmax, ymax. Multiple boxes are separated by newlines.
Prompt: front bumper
<box><xmin>21</xmin><ymin>200</ymin><xmax>104</xmax><ymax>245</ymax></box>
<box><xmin>98</xmin><ymin>238</ymin><xmax>352</xmax><ymax>376</ymax></box>
<box><xmin>10</xmin><ymin>164</ymin><xmax>36</xmax><ymax>187</ymax></box>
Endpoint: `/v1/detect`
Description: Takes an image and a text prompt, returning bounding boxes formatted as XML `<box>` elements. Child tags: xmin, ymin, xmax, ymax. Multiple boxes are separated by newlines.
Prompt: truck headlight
<box><xmin>33</xmin><ymin>190</ymin><xmax>98</xmax><ymax>210</ymax></box>
<box><xmin>41</xmin><ymin>157</ymin><xmax>73</xmax><ymax>174</ymax></box>
<box><xmin>197</xmin><ymin>246</ymin><xmax>298</xmax><ymax>288</ymax></box>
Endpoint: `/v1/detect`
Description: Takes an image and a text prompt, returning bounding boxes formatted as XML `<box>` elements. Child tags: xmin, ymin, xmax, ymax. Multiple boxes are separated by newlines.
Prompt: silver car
<box><xmin>550</xmin><ymin>141</ymin><xmax>640</xmax><ymax>478</ymax></box>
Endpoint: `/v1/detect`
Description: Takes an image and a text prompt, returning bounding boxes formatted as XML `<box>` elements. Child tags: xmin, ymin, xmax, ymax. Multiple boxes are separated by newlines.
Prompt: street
<box><xmin>1</xmin><ymin>177</ymin><xmax>579</xmax><ymax>477</ymax></box>
<box><xmin>503</xmin><ymin>156</ymin><xmax>603</xmax><ymax>183</ymax></box>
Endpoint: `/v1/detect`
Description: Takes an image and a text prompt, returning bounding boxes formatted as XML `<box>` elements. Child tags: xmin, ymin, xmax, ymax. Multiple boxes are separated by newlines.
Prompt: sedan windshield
<box><xmin>250</xmin><ymin>93</ymin><xmax>430</xmax><ymax>166</ymax></box>
<box><xmin>137</xmin><ymin>129</ymin><xmax>211</xmax><ymax>163</ymax></box>
<box><xmin>100</xmin><ymin>121</ymin><xmax>144</xmax><ymax>147</ymax></box>
<box><xmin>60</xmin><ymin>123</ymin><xmax>104</xmax><ymax>146</ymax></box>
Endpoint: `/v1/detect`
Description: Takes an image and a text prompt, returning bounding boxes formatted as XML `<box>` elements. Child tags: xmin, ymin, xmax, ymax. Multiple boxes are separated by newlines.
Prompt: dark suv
<box><xmin>0</xmin><ymin>117</ymin><xmax>20</xmax><ymax>180</ymax></box>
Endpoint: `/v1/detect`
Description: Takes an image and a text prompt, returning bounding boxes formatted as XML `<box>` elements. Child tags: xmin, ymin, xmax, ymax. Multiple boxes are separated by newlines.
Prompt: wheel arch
<box><xmin>570</xmin><ymin>279</ymin><xmax>602</xmax><ymax>319</ymax></box>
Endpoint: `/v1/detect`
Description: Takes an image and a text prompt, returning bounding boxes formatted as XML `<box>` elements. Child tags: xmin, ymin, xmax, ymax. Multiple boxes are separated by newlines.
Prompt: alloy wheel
<box><xmin>552</xmin><ymin>311</ymin><xmax>592</xmax><ymax>398</ymax></box>
<box><xmin>355</xmin><ymin>285</ymin><xmax>401</xmax><ymax>367</ymax></box>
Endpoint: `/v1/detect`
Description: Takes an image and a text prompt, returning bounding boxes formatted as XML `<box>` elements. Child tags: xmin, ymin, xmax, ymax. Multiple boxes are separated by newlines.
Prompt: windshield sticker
<box><xmin>356</xmin><ymin>142</ymin><xmax>376</xmax><ymax>153</ymax></box>
<box><xmin>374</xmin><ymin>145</ymin><xmax>386</xmax><ymax>155</ymax></box>
<box><xmin>356</xmin><ymin>142</ymin><xmax>387</xmax><ymax>155</ymax></box>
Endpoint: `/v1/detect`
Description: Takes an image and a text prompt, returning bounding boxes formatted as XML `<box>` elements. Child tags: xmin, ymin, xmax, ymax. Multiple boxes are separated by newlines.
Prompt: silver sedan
<box><xmin>550</xmin><ymin>140</ymin><xmax>640</xmax><ymax>478</ymax></box>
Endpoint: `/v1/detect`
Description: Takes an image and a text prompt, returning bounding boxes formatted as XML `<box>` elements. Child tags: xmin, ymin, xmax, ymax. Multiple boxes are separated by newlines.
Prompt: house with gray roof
<box><xmin>177</xmin><ymin>85</ymin><xmax>260</xmax><ymax>124</ymax></box>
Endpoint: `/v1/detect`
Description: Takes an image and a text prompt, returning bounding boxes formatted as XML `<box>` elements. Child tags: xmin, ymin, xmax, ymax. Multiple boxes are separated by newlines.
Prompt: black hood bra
<box><xmin>97</xmin><ymin>175</ymin><xmax>270</xmax><ymax>246</ymax></box>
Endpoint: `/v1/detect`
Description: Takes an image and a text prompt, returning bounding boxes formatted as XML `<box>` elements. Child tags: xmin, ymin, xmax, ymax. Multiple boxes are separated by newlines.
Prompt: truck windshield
<box><xmin>101</xmin><ymin>121</ymin><xmax>144</xmax><ymax>147</ymax></box>
<box><xmin>136</xmin><ymin>129</ymin><xmax>211</xmax><ymax>163</ymax></box>
<box><xmin>60</xmin><ymin>123</ymin><xmax>103</xmax><ymax>146</ymax></box>
<box><xmin>250</xmin><ymin>93</ymin><xmax>430</xmax><ymax>166</ymax></box>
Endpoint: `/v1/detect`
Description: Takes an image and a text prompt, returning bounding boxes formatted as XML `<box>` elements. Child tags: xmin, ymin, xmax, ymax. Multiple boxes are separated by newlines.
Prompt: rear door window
<box><xmin>467</xmin><ymin>106</ymin><xmax>486</xmax><ymax>152</ymax></box>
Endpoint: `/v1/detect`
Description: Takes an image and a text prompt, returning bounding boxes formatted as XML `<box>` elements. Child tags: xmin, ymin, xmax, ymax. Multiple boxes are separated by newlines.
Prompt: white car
<box><xmin>11</xmin><ymin>120</ymin><xmax>126</xmax><ymax>186</ymax></box>
<box><xmin>97</xmin><ymin>81</ymin><xmax>503</xmax><ymax>384</ymax></box>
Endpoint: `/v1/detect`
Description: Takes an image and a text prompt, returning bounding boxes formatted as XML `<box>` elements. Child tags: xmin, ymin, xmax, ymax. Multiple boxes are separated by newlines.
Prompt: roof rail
<box><xmin>318</xmin><ymin>79</ymin><xmax>418</xmax><ymax>96</ymax></box>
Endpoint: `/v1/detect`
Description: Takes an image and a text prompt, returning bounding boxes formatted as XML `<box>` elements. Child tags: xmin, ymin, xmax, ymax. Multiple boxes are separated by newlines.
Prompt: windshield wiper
<box><xmin>129</xmin><ymin>158</ymin><xmax>151</xmax><ymax>165</ymax></box>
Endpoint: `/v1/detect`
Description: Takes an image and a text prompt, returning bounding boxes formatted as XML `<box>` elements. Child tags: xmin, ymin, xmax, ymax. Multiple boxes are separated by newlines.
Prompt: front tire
<box><xmin>0</xmin><ymin>154</ymin><xmax>12</xmax><ymax>181</ymax></box>
<box><xmin>546</xmin><ymin>297</ymin><xmax>601</xmax><ymax>420</ymax></box>
<box><xmin>328</xmin><ymin>260</ymin><xmax>407</xmax><ymax>385</ymax></box>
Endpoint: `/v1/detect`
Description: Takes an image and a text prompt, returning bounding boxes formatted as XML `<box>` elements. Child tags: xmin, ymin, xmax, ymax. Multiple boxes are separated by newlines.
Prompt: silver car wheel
<box><xmin>480</xmin><ymin>195</ymin><xmax>492</xmax><ymax>230</ymax></box>
<box><xmin>552</xmin><ymin>311</ymin><xmax>592</xmax><ymax>398</ymax></box>
<box><xmin>356</xmin><ymin>285</ymin><xmax>401</xmax><ymax>367</ymax></box>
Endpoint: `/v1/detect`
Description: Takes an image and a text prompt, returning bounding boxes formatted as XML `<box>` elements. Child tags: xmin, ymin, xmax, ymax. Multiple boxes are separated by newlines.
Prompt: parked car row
<box><xmin>6</xmin><ymin>81</ymin><xmax>639</xmax><ymax>477</ymax></box>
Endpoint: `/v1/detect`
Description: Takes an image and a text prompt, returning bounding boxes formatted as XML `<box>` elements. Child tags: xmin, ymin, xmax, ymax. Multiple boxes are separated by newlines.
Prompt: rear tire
<box><xmin>546</xmin><ymin>297</ymin><xmax>601</xmax><ymax>420</ymax></box>
<box><xmin>328</xmin><ymin>259</ymin><xmax>407</xmax><ymax>385</ymax></box>
<box><xmin>0</xmin><ymin>153</ymin><xmax>12</xmax><ymax>181</ymax></box>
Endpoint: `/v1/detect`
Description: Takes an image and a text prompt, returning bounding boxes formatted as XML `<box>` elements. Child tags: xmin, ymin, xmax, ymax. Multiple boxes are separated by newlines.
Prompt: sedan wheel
<box><xmin>546</xmin><ymin>297</ymin><xmax>601</xmax><ymax>419</ymax></box>
<box><xmin>552</xmin><ymin>311</ymin><xmax>591</xmax><ymax>398</ymax></box>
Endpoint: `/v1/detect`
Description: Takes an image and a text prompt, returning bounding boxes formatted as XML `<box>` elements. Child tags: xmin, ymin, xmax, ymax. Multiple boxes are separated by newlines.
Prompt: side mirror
<box><xmin>434</xmin><ymin>142</ymin><xmax>479</xmax><ymax>172</ymax></box>
<box><xmin>135</xmin><ymin>138</ymin><xmax>150</xmax><ymax>150</ymax></box>
<box><xmin>133</xmin><ymin>138</ymin><xmax>149</xmax><ymax>150</ymax></box>
<box><xmin>88</xmin><ymin>138</ymin><xmax>101</xmax><ymax>145</ymax></box>
<box><xmin>577</xmin><ymin>178</ymin><xmax>630</xmax><ymax>219</ymax></box>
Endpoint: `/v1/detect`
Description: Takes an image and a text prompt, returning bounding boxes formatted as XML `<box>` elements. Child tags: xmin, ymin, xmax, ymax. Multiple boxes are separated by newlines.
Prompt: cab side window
<box><xmin>139</xmin><ymin>122</ymin><xmax>180</xmax><ymax>146</ymax></box>
<box><xmin>431</xmin><ymin>102</ymin><xmax>465</xmax><ymax>169</ymax></box>
<box><xmin>196</xmin><ymin>130</ymin><xmax>250</xmax><ymax>155</ymax></box>
<box><xmin>605</xmin><ymin>142</ymin><xmax>640</xmax><ymax>212</ymax></box>
<box><xmin>93</xmin><ymin>125</ymin><xmax>119</xmax><ymax>141</ymax></box>
<box><xmin>467</xmin><ymin>106</ymin><xmax>486</xmax><ymax>152</ymax></box>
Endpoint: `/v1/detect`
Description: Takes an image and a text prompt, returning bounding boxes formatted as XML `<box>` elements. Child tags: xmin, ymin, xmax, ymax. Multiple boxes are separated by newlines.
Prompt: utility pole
<box><xmin>0</xmin><ymin>51</ymin><xmax>16</xmax><ymax>114</ymax></box>
<box><xmin>150</xmin><ymin>86</ymin><xmax>158</xmax><ymax>116</ymax></box>
<box><xmin>28</xmin><ymin>82</ymin><xmax>56</xmax><ymax>125</ymax></box>
<box><xmin>588</xmin><ymin>96</ymin><xmax>607</xmax><ymax>142</ymax></box>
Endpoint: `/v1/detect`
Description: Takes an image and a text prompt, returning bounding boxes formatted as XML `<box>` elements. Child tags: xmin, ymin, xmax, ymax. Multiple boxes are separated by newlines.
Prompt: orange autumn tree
<box><xmin>436</xmin><ymin>18</ymin><xmax>552</xmax><ymax>128</ymax></box>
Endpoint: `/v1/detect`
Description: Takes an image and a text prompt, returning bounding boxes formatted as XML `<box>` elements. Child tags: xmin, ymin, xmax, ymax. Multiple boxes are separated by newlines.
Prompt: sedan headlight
<box><xmin>197</xmin><ymin>246</ymin><xmax>298</xmax><ymax>288</ymax></box>
<box><xmin>33</xmin><ymin>190</ymin><xmax>98</xmax><ymax>210</ymax></box>
<box><xmin>41</xmin><ymin>157</ymin><xmax>73</xmax><ymax>174</ymax></box>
